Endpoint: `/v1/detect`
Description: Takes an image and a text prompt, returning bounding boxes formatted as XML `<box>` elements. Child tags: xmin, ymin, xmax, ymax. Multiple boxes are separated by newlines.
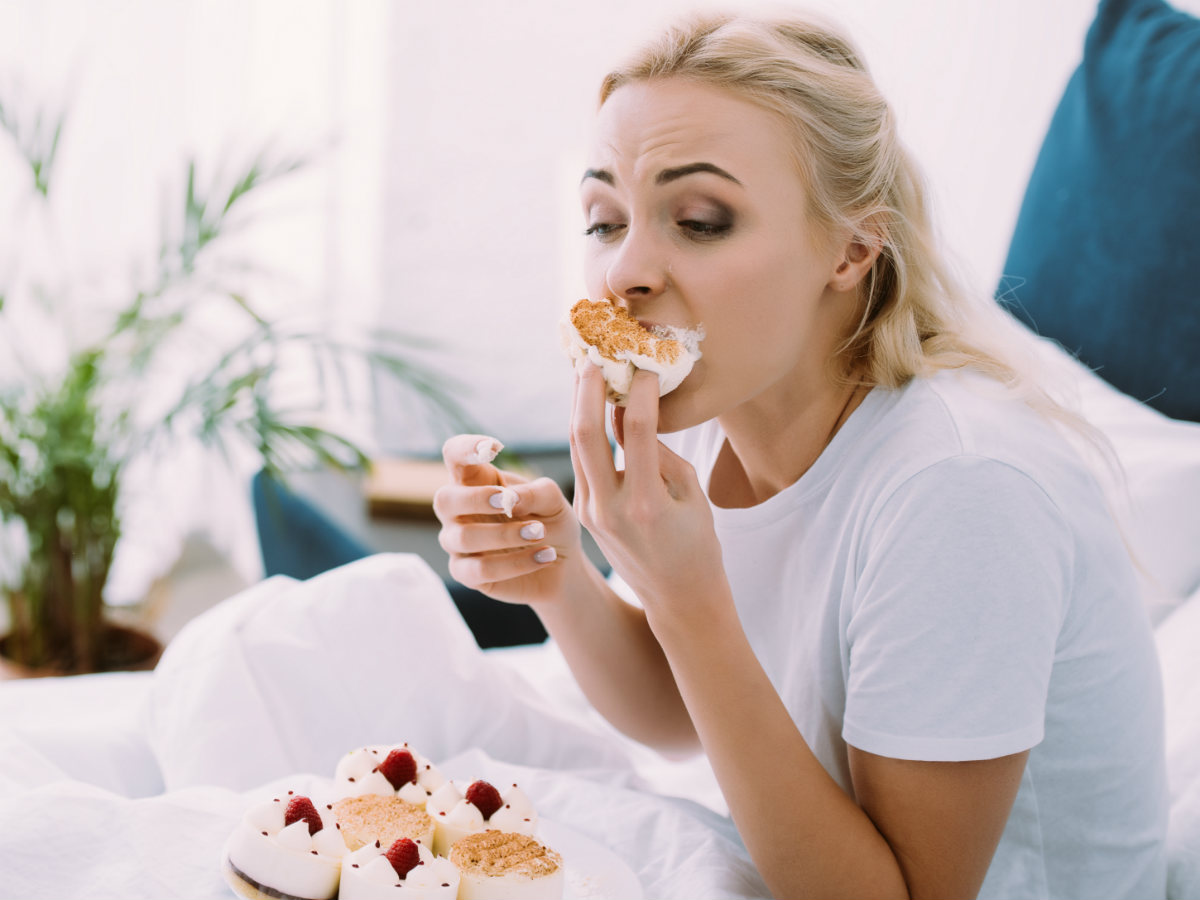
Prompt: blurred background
<box><xmin>0</xmin><ymin>0</ymin><xmax>1155</xmax><ymax>630</ymax></box>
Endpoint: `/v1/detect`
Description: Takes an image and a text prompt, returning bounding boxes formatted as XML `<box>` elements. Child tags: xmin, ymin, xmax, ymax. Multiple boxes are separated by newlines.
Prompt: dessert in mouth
<box><xmin>339</xmin><ymin>837</ymin><xmax>461</xmax><ymax>900</ymax></box>
<box><xmin>559</xmin><ymin>298</ymin><xmax>704</xmax><ymax>405</ymax></box>
<box><xmin>426</xmin><ymin>779</ymin><xmax>538</xmax><ymax>857</ymax></box>
<box><xmin>224</xmin><ymin>792</ymin><xmax>347</xmax><ymax>900</ymax></box>
<box><xmin>449</xmin><ymin>830</ymin><xmax>565</xmax><ymax>900</ymax></box>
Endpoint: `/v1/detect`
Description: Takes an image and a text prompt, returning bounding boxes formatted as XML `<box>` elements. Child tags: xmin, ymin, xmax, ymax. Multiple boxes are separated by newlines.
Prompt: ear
<box><xmin>829</xmin><ymin>226</ymin><xmax>884</xmax><ymax>293</ymax></box>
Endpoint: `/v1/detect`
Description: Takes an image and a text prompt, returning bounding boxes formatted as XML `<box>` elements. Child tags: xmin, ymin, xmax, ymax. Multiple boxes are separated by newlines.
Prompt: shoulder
<box><xmin>851</xmin><ymin>370</ymin><xmax>1090</xmax><ymax>522</ymax></box>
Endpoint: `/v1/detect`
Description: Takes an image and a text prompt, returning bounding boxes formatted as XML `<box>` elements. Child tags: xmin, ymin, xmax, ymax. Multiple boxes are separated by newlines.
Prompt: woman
<box><xmin>433</xmin><ymin>12</ymin><xmax>1167</xmax><ymax>898</ymax></box>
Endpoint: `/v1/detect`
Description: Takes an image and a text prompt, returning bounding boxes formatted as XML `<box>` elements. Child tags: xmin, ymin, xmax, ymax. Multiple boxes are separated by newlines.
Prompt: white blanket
<box><xmin>0</xmin><ymin>554</ymin><xmax>765</xmax><ymax>900</ymax></box>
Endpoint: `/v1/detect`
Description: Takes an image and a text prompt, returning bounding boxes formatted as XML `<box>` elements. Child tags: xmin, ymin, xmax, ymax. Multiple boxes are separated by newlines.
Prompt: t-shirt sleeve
<box><xmin>842</xmin><ymin>456</ymin><xmax>1073</xmax><ymax>762</ymax></box>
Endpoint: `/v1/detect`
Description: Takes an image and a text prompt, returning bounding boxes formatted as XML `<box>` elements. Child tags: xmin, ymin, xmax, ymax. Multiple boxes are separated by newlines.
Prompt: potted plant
<box><xmin>0</xmin><ymin>95</ymin><xmax>468</xmax><ymax>675</ymax></box>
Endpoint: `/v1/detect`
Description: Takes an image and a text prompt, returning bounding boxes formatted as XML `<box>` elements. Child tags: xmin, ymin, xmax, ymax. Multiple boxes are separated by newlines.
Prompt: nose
<box><xmin>604</xmin><ymin>225</ymin><xmax>669</xmax><ymax>303</ymax></box>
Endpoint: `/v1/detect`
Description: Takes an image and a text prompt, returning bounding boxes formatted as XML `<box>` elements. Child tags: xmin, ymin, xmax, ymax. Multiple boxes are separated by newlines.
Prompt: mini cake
<box><xmin>335</xmin><ymin>743</ymin><xmax>447</xmax><ymax>806</ymax></box>
<box><xmin>333</xmin><ymin>794</ymin><xmax>437</xmax><ymax>852</ymax></box>
<box><xmin>559</xmin><ymin>298</ymin><xmax>704</xmax><ymax>405</ymax></box>
<box><xmin>449</xmin><ymin>831</ymin><xmax>565</xmax><ymax>900</ymax></box>
<box><xmin>426</xmin><ymin>779</ymin><xmax>537</xmax><ymax>857</ymax></box>
<box><xmin>339</xmin><ymin>837</ymin><xmax>461</xmax><ymax>900</ymax></box>
<box><xmin>223</xmin><ymin>792</ymin><xmax>347</xmax><ymax>900</ymax></box>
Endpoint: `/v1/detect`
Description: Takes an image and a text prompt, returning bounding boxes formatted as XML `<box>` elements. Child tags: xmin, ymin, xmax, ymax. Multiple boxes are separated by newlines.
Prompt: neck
<box><xmin>710</xmin><ymin>377</ymin><xmax>866</xmax><ymax>508</ymax></box>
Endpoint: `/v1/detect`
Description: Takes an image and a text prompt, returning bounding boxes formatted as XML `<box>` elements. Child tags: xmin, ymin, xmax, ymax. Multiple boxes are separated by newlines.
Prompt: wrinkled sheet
<box><xmin>0</xmin><ymin>554</ymin><xmax>766</xmax><ymax>900</ymax></box>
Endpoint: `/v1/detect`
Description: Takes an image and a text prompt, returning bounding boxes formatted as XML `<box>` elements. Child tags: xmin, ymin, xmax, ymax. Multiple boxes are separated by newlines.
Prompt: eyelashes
<box><xmin>582</xmin><ymin>219</ymin><xmax>733</xmax><ymax>242</ymax></box>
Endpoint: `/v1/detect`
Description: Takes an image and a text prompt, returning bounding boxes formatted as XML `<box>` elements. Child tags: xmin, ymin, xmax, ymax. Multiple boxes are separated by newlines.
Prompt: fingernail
<box><xmin>489</xmin><ymin>487</ymin><xmax>518</xmax><ymax>517</ymax></box>
<box><xmin>533</xmin><ymin>547</ymin><xmax>557</xmax><ymax>564</ymax></box>
<box><xmin>520</xmin><ymin>522</ymin><xmax>545</xmax><ymax>541</ymax></box>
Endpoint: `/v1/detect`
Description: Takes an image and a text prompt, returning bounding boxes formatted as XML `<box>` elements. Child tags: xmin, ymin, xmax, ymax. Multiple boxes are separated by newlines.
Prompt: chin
<box><xmin>655</xmin><ymin>383</ymin><xmax>711</xmax><ymax>435</ymax></box>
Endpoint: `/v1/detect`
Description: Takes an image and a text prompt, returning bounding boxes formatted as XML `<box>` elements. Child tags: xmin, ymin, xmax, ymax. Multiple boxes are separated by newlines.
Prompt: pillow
<box><xmin>998</xmin><ymin>0</ymin><xmax>1200</xmax><ymax>423</ymax></box>
<box><xmin>1155</xmin><ymin>584</ymin><xmax>1200</xmax><ymax>899</ymax></box>
<box><xmin>1031</xmin><ymin>333</ymin><xmax>1200</xmax><ymax>624</ymax></box>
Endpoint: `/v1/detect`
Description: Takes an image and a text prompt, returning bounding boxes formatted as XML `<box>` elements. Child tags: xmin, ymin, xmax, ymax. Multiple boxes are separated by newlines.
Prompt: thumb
<box><xmin>442</xmin><ymin>434</ymin><xmax>505</xmax><ymax>486</ymax></box>
<box><xmin>657</xmin><ymin>439</ymin><xmax>702</xmax><ymax>499</ymax></box>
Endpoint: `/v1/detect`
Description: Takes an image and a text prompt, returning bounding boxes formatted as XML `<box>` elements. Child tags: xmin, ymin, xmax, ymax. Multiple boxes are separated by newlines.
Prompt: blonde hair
<box><xmin>599</xmin><ymin>11</ymin><xmax>1056</xmax><ymax>407</ymax></box>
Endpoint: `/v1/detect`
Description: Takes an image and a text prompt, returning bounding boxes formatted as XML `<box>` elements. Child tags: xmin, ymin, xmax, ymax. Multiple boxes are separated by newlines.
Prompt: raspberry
<box><xmin>283</xmin><ymin>796</ymin><xmax>323</xmax><ymax>835</ymax></box>
<box><xmin>465</xmin><ymin>780</ymin><xmax>503</xmax><ymax>820</ymax></box>
<box><xmin>378</xmin><ymin>749</ymin><xmax>418</xmax><ymax>789</ymax></box>
<box><xmin>385</xmin><ymin>838</ymin><xmax>421</xmax><ymax>879</ymax></box>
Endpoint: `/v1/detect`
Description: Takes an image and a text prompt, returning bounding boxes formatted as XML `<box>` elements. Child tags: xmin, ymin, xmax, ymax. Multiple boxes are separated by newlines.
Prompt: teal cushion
<box><xmin>998</xmin><ymin>0</ymin><xmax>1200</xmax><ymax>422</ymax></box>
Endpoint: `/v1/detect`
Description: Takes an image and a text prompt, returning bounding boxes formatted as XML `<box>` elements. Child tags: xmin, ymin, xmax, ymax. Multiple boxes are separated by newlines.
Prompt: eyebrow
<box><xmin>580</xmin><ymin>162</ymin><xmax>742</xmax><ymax>187</ymax></box>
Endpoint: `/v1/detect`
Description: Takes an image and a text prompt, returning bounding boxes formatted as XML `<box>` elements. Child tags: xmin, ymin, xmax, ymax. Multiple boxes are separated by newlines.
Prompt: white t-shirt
<box><xmin>660</xmin><ymin>370</ymin><xmax>1168</xmax><ymax>900</ymax></box>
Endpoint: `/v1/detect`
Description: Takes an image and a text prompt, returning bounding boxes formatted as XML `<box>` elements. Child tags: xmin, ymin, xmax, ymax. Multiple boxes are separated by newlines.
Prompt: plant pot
<box><xmin>0</xmin><ymin>621</ymin><xmax>163</xmax><ymax>680</ymax></box>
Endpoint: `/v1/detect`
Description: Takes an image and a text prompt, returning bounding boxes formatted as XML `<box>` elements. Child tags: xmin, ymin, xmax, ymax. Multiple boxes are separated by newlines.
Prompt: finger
<box><xmin>448</xmin><ymin>545</ymin><xmax>559</xmax><ymax>591</ymax></box>
<box><xmin>568</xmin><ymin>368</ymin><xmax>590</xmax><ymax>516</ymax></box>
<box><xmin>439</xmin><ymin>516</ymin><xmax>549</xmax><ymax>555</ymax></box>
<box><xmin>570</xmin><ymin>362</ymin><xmax>618</xmax><ymax>498</ymax></box>
<box><xmin>433</xmin><ymin>483</ymin><xmax>506</xmax><ymax>522</ymax></box>
<box><xmin>442</xmin><ymin>434</ymin><xmax>505</xmax><ymax>486</ymax></box>
<box><xmin>655</xmin><ymin>436</ymin><xmax>702</xmax><ymax>502</ymax></box>
<box><xmin>433</xmin><ymin>477</ymin><xmax>566</xmax><ymax>523</ymax></box>
<box><xmin>622</xmin><ymin>369</ymin><xmax>663</xmax><ymax>498</ymax></box>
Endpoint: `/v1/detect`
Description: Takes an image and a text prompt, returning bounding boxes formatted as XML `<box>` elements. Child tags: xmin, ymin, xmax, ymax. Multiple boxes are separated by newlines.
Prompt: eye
<box><xmin>678</xmin><ymin>219</ymin><xmax>732</xmax><ymax>239</ymax></box>
<box><xmin>583</xmin><ymin>222</ymin><xmax>626</xmax><ymax>241</ymax></box>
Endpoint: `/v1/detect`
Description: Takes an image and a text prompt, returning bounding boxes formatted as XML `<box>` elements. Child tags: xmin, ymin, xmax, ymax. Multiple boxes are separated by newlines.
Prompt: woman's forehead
<box><xmin>588</xmin><ymin>78</ymin><xmax>794</xmax><ymax>183</ymax></box>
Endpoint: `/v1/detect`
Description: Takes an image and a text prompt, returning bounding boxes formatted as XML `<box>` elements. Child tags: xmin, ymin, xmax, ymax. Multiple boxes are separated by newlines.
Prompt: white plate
<box><xmin>221</xmin><ymin>820</ymin><xmax>641</xmax><ymax>900</ymax></box>
<box><xmin>540</xmin><ymin>819</ymin><xmax>643</xmax><ymax>900</ymax></box>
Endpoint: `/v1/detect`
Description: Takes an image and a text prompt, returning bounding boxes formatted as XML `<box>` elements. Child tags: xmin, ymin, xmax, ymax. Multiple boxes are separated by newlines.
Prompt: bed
<box><xmin>1</xmin><ymin>0</ymin><xmax>1198</xmax><ymax>897</ymax></box>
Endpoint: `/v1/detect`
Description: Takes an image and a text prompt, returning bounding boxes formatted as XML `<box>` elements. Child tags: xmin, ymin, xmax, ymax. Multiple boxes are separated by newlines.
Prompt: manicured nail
<box><xmin>488</xmin><ymin>487</ymin><xmax>518</xmax><ymax>517</ymax></box>
<box><xmin>520</xmin><ymin>522</ymin><xmax>545</xmax><ymax>541</ymax></box>
<box><xmin>533</xmin><ymin>547</ymin><xmax>557</xmax><ymax>564</ymax></box>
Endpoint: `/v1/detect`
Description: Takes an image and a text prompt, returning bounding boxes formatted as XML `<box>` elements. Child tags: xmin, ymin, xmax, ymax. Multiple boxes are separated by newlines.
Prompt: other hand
<box><xmin>434</xmin><ymin>434</ymin><xmax>583</xmax><ymax>606</ymax></box>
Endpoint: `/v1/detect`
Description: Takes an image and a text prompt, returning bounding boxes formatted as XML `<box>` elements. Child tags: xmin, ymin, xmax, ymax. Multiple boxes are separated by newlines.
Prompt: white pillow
<box><xmin>145</xmin><ymin>553</ymin><xmax>633</xmax><ymax>792</ymax></box>
<box><xmin>1031</xmin><ymin>335</ymin><xmax>1200</xmax><ymax>625</ymax></box>
<box><xmin>1155</xmin><ymin>584</ymin><xmax>1200</xmax><ymax>900</ymax></box>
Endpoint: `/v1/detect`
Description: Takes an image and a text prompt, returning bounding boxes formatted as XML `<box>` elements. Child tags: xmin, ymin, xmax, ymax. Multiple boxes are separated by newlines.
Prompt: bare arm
<box><xmin>655</xmin><ymin>601</ymin><xmax>1026</xmax><ymax>898</ymax></box>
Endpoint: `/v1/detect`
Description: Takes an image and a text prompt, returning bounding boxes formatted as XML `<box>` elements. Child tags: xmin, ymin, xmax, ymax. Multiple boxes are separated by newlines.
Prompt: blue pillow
<box><xmin>998</xmin><ymin>0</ymin><xmax>1200</xmax><ymax>422</ymax></box>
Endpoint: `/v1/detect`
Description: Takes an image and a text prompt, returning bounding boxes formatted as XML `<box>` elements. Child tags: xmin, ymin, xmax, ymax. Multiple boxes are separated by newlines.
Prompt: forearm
<box><xmin>651</xmin><ymin>605</ymin><xmax>908</xmax><ymax>899</ymax></box>
<box><xmin>533</xmin><ymin>557</ymin><xmax>700</xmax><ymax>755</ymax></box>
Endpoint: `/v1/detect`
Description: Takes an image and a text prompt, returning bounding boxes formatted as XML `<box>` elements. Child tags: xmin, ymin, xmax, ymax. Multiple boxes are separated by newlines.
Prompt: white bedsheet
<box><xmin>0</xmin><ymin>554</ymin><xmax>763</xmax><ymax>900</ymax></box>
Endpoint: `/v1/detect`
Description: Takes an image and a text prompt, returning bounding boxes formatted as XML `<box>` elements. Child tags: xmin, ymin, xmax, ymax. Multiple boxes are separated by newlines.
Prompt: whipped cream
<box><xmin>339</xmin><ymin>840</ymin><xmax>460</xmax><ymax>900</ymax></box>
<box><xmin>559</xmin><ymin>299</ymin><xmax>704</xmax><ymax>405</ymax></box>
<box><xmin>466</xmin><ymin>438</ymin><xmax>503</xmax><ymax>466</ymax></box>
<box><xmin>226</xmin><ymin>793</ymin><xmax>346</xmax><ymax>900</ymax></box>
<box><xmin>426</xmin><ymin>781</ymin><xmax>537</xmax><ymax>857</ymax></box>
<box><xmin>335</xmin><ymin>743</ymin><xmax>447</xmax><ymax>806</ymax></box>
